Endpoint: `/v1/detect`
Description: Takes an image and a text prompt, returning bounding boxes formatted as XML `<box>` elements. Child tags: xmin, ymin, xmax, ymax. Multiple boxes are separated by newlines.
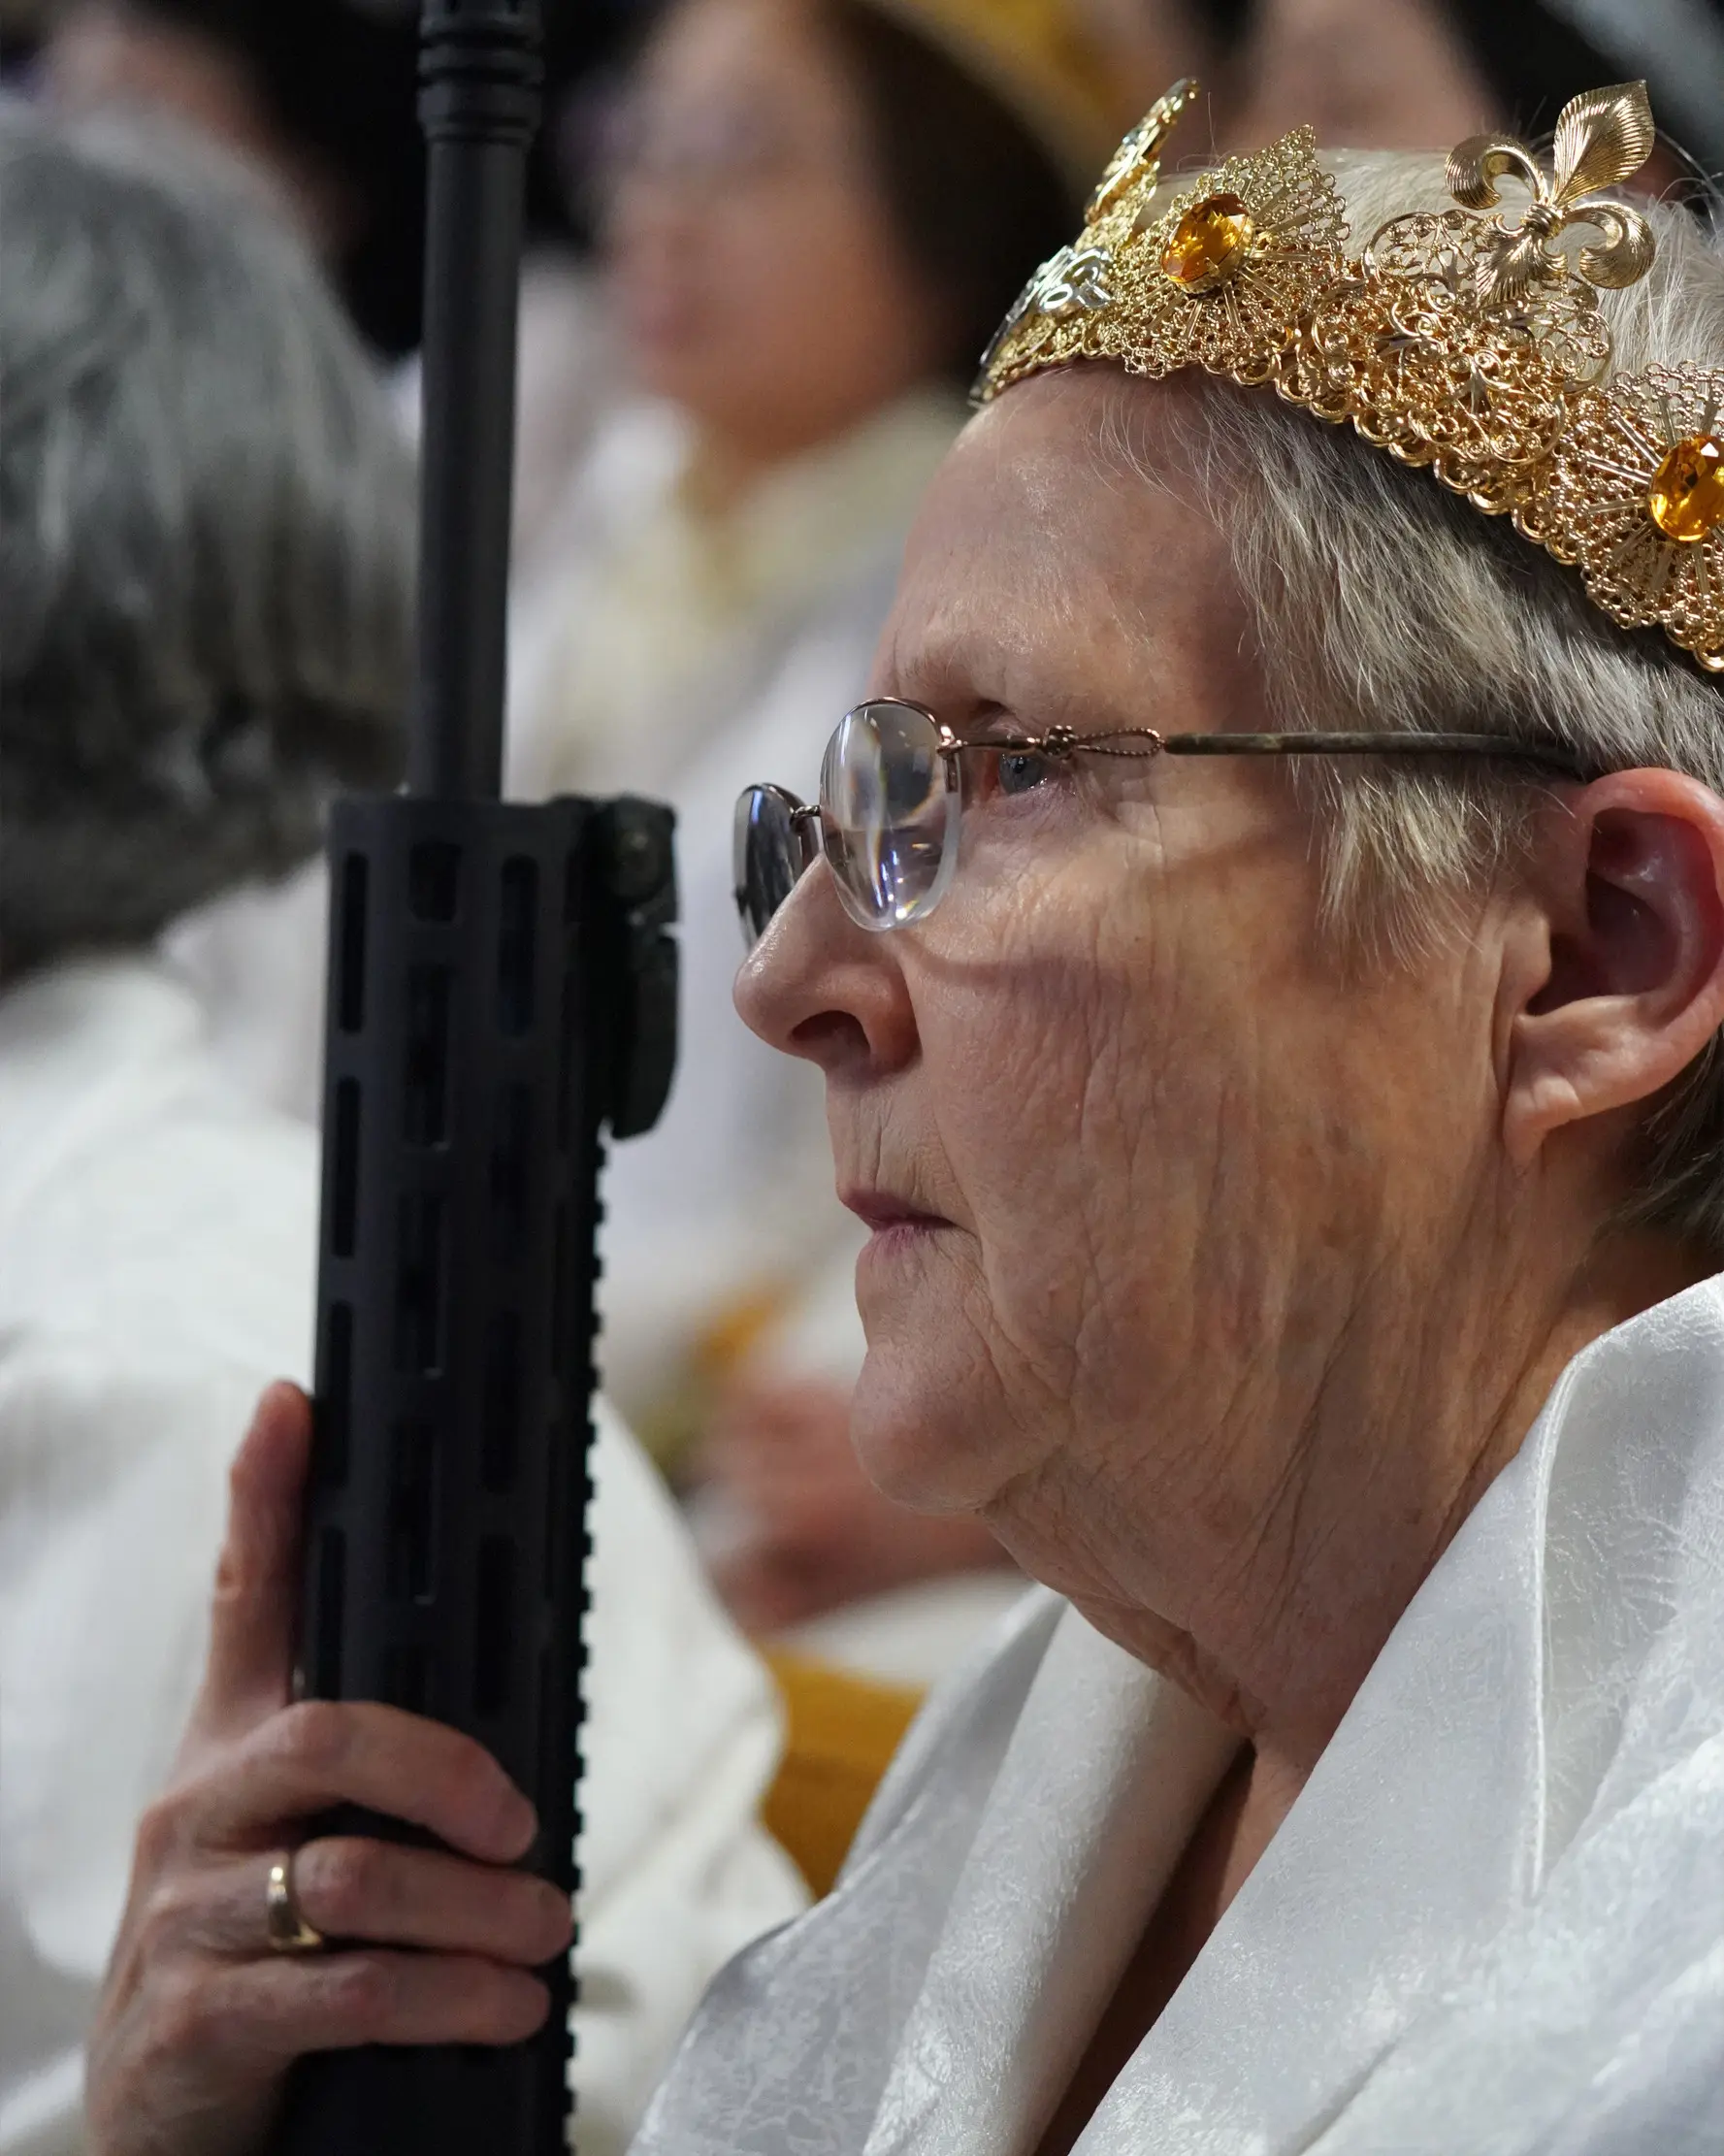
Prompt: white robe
<box><xmin>0</xmin><ymin>956</ymin><xmax>806</xmax><ymax>2156</ymax></box>
<box><xmin>634</xmin><ymin>1278</ymin><xmax>1724</xmax><ymax>2153</ymax></box>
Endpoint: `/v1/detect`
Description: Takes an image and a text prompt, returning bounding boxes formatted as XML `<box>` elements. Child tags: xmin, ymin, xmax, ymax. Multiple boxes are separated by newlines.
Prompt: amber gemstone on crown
<box><xmin>1159</xmin><ymin>192</ymin><xmax>1255</xmax><ymax>294</ymax></box>
<box><xmin>1647</xmin><ymin>434</ymin><xmax>1724</xmax><ymax>543</ymax></box>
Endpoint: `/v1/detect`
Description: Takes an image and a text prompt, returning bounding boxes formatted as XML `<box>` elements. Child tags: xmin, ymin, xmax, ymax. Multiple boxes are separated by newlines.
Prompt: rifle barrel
<box><xmin>410</xmin><ymin>0</ymin><xmax>543</xmax><ymax>800</ymax></box>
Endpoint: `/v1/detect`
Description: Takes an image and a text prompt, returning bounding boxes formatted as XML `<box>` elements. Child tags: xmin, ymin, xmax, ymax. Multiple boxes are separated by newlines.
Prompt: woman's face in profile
<box><xmin>738</xmin><ymin>370</ymin><xmax>1517</xmax><ymax>1654</ymax></box>
<box><xmin>603</xmin><ymin>0</ymin><xmax>945</xmax><ymax>458</ymax></box>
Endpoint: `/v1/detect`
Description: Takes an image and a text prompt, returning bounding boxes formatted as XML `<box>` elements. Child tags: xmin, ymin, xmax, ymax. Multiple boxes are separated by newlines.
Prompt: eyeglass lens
<box><xmin>733</xmin><ymin>787</ymin><xmax>806</xmax><ymax>948</ymax></box>
<box><xmin>820</xmin><ymin>701</ymin><xmax>960</xmax><ymax>933</ymax></box>
<box><xmin>734</xmin><ymin>702</ymin><xmax>961</xmax><ymax>949</ymax></box>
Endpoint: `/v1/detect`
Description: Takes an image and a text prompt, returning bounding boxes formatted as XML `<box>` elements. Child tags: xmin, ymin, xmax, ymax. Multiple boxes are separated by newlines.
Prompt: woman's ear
<box><xmin>1503</xmin><ymin>769</ymin><xmax>1724</xmax><ymax>1168</ymax></box>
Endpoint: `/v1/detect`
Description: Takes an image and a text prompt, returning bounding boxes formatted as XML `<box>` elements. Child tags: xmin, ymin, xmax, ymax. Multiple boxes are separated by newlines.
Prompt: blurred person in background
<box><xmin>1437</xmin><ymin>0</ymin><xmax>1724</xmax><ymax>181</ymax></box>
<box><xmin>1207</xmin><ymin>0</ymin><xmax>1724</xmax><ymax>179</ymax></box>
<box><xmin>0</xmin><ymin>107</ymin><xmax>802</xmax><ymax>2156</ymax></box>
<box><xmin>508</xmin><ymin>0</ymin><xmax>1141</xmax><ymax>1662</ymax></box>
<box><xmin>29</xmin><ymin>0</ymin><xmax>633</xmax><ymax>363</ymax></box>
<box><xmin>1220</xmin><ymin>0</ymin><xmax>1498</xmax><ymax>148</ymax></box>
<box><xmin>25</xmin><ymin>0</ymin><xmax>644</xmax><ymax>1123</ymax></box>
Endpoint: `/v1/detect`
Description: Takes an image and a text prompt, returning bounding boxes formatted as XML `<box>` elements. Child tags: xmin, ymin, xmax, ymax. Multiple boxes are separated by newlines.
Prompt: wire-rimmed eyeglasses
<box><xmin>732</xmin><ymin>697</ymin><xmax>1589</xmax><ymax>949</ymax></box>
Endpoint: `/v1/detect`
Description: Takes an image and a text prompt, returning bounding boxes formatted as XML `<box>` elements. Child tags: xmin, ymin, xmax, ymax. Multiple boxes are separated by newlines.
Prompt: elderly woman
<box><xmin>88</xmin><ymin>79</ymin><xmax>1724</xmax><ymax>2156</ymax></box>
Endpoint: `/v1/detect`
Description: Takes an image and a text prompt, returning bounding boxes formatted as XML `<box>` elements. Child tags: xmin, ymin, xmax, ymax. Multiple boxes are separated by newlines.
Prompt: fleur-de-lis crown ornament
<box><xmin>1449</xmin><ymin>84</ymin><xmax>1656</xmax><ymax>305</ymax></box>
<box><xmin>974</xmin><ymin>80</ymin><xmax>1723</xmax><ymax>675</ymax></box>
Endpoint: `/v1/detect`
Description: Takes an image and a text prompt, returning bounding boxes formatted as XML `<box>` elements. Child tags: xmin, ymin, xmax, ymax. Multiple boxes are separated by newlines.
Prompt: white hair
<box><xmin>1103</xmin><ymin>151</ymin><xmax>1724</xmax><ymax>1253</ymax></box>
<box><xmin>0</xmin><ymin>103</ymin><xmax>414</xmax><ymax>970</ymax></box>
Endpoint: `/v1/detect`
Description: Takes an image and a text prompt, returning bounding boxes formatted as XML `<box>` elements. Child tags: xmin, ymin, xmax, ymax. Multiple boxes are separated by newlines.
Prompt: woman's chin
<box><xmin>849</xmin><ymin>1343</ymin><xmax>1018</xmax><ymax>1518</ymax></box>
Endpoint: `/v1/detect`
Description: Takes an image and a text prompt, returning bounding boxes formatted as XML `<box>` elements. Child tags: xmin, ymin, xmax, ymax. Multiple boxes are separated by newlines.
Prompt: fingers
<box><xmin>292</xmin><ymin>1840</ymin><xmax>570</xmax><ymax>1962</ymax></box>
<box><xmin>197</xmin><ymin>1842</ymin><xmax>570</xmax><ymax>1966</ymax></box>
<box><xmin>89</xmin><ymin>1836</ymin><xmax>563</xmax><ymax>2151</ymax></box>
<box><xmin>153</xmin><ymin>1950</ymin><xmax>551</xmax><ymax>2070</ymax></box>
<box><xmin>84</xmin><ymin>1948</ymin><xmax>549</xmax><ymax>2156</ymax></box>
<box><xmin>194</xmin><ymin>1385</ymin><xmax>313</xmax><ymax>1739</ymax></box>
<box><xmin>179</xmin><ymin>1699</ymin><xmax>537</xmax><ymax>1865</ymax></box>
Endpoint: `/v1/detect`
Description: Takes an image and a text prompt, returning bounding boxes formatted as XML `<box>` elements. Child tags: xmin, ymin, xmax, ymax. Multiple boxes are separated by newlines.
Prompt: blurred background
<box><xmin>2</xmin><ymin>0</ymin><xmax>1719</xmax><ymax>1895</ymax></box>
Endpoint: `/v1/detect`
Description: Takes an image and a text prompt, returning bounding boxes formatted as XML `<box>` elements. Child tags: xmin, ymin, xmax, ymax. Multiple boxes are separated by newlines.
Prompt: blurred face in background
<box><xmin>41</xmin><ymin>2</ymin><xmax>356</xmax><ymax>254</ymax></box>
<box><xmin>604</xmin><ymin>0</ymin><xmax>948</xmax><ymax>467</ymax></box>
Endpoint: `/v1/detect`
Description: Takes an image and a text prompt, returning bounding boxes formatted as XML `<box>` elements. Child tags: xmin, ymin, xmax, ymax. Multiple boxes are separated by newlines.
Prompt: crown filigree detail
<box><xmin>1532</xmin><ymin>366</ymin><xmax>1724</xmax><ymax>648</ymax></box>
<box><xmin>1086</xmin><ymin>76</ymin><xmax>1202</xmax><ymax>221</ymax></box>
<box><xmin>981</xmin><ymin>122</ymin><xmax>1348</xmax><ymax>395</ymax></box>
<box><xmin>974</xmin><ymin>81</ymin><xmax>1723</xmax><ymax>676</ymax></box>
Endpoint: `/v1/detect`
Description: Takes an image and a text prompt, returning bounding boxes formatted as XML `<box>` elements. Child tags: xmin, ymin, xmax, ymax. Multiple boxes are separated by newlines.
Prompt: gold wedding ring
<box><xmin>265</xmin><ymin>1850</ymin><xmax>325</xmax><ymax>1955</ymax></box>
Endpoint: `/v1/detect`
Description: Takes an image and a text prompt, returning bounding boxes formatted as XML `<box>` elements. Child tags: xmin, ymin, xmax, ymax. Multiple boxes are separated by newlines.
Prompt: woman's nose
<box><xmin>733</xmin><ymin>862</ymin><xmax>920</xmax><ymax>1078</ymax></box>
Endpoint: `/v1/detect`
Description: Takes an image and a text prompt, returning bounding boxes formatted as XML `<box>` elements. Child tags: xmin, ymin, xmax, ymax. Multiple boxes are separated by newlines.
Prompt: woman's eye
<box><xmin>995</xmin><ymin>749</ymin><xmax>1056</xmax><ymax>797</ymax></box>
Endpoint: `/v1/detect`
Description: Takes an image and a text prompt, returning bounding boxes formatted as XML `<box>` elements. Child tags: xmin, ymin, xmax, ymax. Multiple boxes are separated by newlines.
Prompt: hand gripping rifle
<box><xmin>277</xmin><ymin>7</ymin><xmax>677</xmax><ymax>2150</ymax></box>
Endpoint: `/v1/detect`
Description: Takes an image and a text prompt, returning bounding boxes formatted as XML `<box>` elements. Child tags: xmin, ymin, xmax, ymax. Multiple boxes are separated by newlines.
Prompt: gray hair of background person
<box><xmin>0</xmin><ymin>103</ymin><xmax>414</xmax><ymax>973</ymax></box>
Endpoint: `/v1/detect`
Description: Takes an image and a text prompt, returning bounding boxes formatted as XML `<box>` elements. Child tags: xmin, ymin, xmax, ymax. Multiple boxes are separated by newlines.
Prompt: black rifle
<box><xmin>277</xmin><ymin>6</ymin><xmax>677</xmax><ymax>2151</ymax></box>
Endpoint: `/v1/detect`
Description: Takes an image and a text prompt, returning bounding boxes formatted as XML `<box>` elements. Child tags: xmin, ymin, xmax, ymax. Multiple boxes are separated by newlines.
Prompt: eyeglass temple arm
<box><xmin>1160</xmin><ymin>731</ymin><xmax>1588</xmax><ymax>778</ymax></box>
<box><xmin>939</xmin><ymin>724</ymin><xmax>1586</xmax><ymax>779</ymax></box>
<box><xmin>939</xmin><ymin>726</ymin><xmax>1588</xmax><ymax>781</ymax></box>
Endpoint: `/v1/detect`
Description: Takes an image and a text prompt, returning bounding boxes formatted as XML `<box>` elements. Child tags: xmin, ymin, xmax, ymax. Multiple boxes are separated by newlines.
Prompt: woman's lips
<box><xmin>841</xmin><ymin>1192</ymin><xmax>953</xmax><ymax>1246</ymax></box>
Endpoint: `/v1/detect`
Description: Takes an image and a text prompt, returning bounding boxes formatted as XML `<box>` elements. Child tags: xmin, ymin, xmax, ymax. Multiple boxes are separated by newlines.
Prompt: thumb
<box><xmin>191</xmin><ymin>1382</ymin><xmax>312</xmax><ymax>1739</ymax></box>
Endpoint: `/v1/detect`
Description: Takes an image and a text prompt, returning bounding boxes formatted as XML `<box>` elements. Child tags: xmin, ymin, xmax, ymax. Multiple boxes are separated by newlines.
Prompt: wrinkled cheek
<box><xmin>929</xmin><ymin>961</ymin><xmax>1121</xmax><ymax>1321</ymax></box>
<box><xmin>871</xmin><ymin>875</ymin><xmax>1186</xmax><ymax>1499</ymax></box>
<box><xmin>850</xmin><ymin>1230</ymin><xmax>1053</xmax><ymax>1511</ymax></box>
<box><xmin>959</xmin><ymin>959</ymin><xmax>1225</xmax><ymax>1432</ymax></box>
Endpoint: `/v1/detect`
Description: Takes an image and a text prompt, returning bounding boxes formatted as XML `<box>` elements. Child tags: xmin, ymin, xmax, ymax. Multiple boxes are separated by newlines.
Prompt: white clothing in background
<box><xmin>772</xmin><ymin>1576</ymin><xmax>1034</xmax><ymax>1697</ymax></box>
<box><xmin>160</xmin><ymin>857</ymin><xmax>330</xmax><ymax>1137</ymax></box>
<box><xmin>636</xmin><ymin>1277</ymin><xmax>1724</xmax><ymax>2155</ymax></box>
<box><xmin>509</xmin><ymin>257</ymin><xmax>622</xmax><ymax>582</ymax></box>
<box><xmin>0</xmin><ymin>957</ymin><xmax>805</xmax><ymax>2156</ymax></box>
<box><xmin>389</xmin><ymin>253</ymin><xmax>622</xmax><ymax>585</ymax></box>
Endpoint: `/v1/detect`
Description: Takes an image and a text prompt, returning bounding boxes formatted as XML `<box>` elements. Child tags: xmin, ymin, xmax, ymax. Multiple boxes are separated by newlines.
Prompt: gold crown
<box><xmin>975</xmin><ymin>81</ymin><xmax>1724</xmax><ymax>676</ymax></box>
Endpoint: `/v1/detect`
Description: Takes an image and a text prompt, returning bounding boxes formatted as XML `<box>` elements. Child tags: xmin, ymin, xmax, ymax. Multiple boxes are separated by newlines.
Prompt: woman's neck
<box><xmin>1057</xmin><ymin>1221</ymin><xmax>1708</xmax><ymax>1786</ymax></box>
<box><xmin>1269</xmin><ymin>1225</ymin><xmax>1708</xmax><ymax>1766</ymax></box>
